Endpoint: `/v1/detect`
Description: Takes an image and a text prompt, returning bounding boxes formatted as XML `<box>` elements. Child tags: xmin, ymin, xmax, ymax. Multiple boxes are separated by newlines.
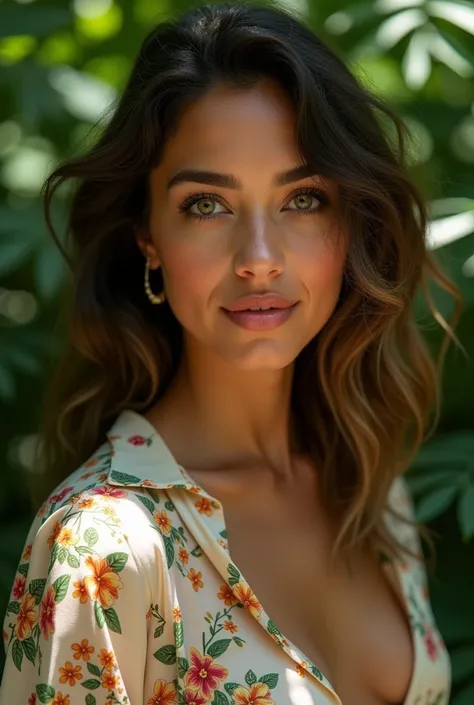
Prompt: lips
<box><xmin>222</xmin><ymin>293</ymin><xmax>299</xmax><ymax>331</ymax></box>
<box><xmin>223</xmin><ymin>293</ymin><xmax>296</xmax><ymax>312</ymax></box>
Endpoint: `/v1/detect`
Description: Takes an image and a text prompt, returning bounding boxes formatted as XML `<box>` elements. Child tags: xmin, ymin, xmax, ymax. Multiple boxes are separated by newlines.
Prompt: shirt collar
<box><xmin>106</xmin><ymin>409</ymin><xmax>203</xmax><ymax>493</ymax></box>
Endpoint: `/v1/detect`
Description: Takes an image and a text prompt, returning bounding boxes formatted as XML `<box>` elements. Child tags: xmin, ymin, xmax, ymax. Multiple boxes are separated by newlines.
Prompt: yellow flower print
<box><xmin>72</xmin><ymin>580</ymin><xmax>89</xmax><ymax>604</ymax></box>
<box><xmin>296</xmin><ymin>661</ymin><xmax>308</xmax><ymax>677</ymax></box>
<box><xmin>101</xmin><ymin>672</ymin><xmax>120</xmax><ymax>690</ymax></box>
<box><xmin>233</xmin><ymin>583</ymin><xmax>262</xmax><ymax>619</ymax></box>
<box><xmin>57</xmin><ymin>527</ymin><xmax>79</xmax><ymax>547</ymax></box>
<box><xmin>147</xmin><ymin>679</ymin><xmax>177</xmax><ymax>705</ymax></box>
<box><xmin>178</xmin><ymin>548</ymin><xmax>189</xmax><ymax>564</ymax></box>
<box><xmin>99</xmin><ymin>648</ymin><xmax>117</xmax><ymax>671</ymax></box>
<box><xmin>223</xmin><ymin>620</ymin><xmax>238</xmax><ymax>633</ymax></box>
<box><xmin>59</xmin><ymin>661</ymin><xmax>83</xmax><ymax>686</ymax></box>
<box><xmin>71</xmin><ymin>638</ymin><xmax>94</xmax><ymax>661</ymax></box>
<box><xmin>77</xmin><ymin>498</ymin><xmax>96</xmax><ymax>510</ymax></box>
<box><xmin>217</xmin><ymin>584</ymin><xmax>237</xmax><ymax>606</ymax></box>
<box><xmin>22</xmin><ymin>544</ymin><xmax>32</xmax><ymax>561</ymax></box>
<box><xmin>194</xmin><ymin>497</ymin><xmax>213</xmax><ymax>516</ymax></box>
<box><xmin>51</xmin><ymin>692</ymin><xmax>70</xmax><ymax>705</ymax></box>
<box><xmin>173</xmin><ymin>607</ymin><xmax>182</xmax><ymax>622</ymax></box>
<box><xmin>187</xmin><ymin>568</ymin><xmax>204</xmax><ymax>592</ymax></box>
<box><xmin>232</xmin><ymin>682</ymin><xmax>275</xmax><ymax>705</ymax></box>
<box><xmin>189</xmin><ymin>486</ymin><xmax>201</xmax><ymax>494</ymax></box>
<box><xmin>47</xmin><ymin>521</ymin><xmax>62</xmax><ymax>549</ymax></box>
<box><xmin>83</xmin><ymin>556</ymin><xmax>123</xmax><ymax>608</ymax></box>
<box><xmin>16</xmin><ymin>593</ymin><xmax>37</xmax><ymax>640</ymax></box>
<box><xmin>153</xmin><ymin>510</ymin><xmax>172</xmax><ymax>535</ymax></box>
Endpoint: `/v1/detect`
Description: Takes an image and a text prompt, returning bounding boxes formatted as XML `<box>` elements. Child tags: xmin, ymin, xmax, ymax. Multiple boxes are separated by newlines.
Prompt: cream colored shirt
<box><xmin>0</xmin><ymin>409</ymin><xmax>451</xmax><ymax>705</ymax></box>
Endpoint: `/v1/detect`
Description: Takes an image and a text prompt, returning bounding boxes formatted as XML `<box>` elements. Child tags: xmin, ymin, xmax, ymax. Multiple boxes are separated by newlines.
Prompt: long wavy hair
<box><xmin>35</xmin><ymin>0</ymin><xmax>461</xmax><ymax>563</ymax></box>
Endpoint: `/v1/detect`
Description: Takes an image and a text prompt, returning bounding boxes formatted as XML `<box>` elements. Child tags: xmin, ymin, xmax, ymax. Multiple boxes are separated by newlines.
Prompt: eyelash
<box><xmin>177</xmin><ymin>186</ymin><xmax>329</xmax><ymax>221</ymax></box>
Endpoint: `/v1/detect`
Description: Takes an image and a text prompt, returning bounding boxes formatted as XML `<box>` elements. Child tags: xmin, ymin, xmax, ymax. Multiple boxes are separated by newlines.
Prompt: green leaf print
<box><xmin>136</xmin><ymin>494</ymin><xmax>155</xmax><ymax>514</ymax></box>
<box><xmin>267</xmin><ymin>619</ymin><xmax>283</xmax><ymax>638</ymax></box>
<box><xmin>219</xmin><ymin>529</ymin><xmax>228</xmax><ymax>540</ymax></box>
<box><xmin>48</xmin><ymin>543</ymin><xmax>59</xmax><ymax>572</ymax></box>
<box><xmin>164</xmin><ymin>499</ymin><xmax>175</xmax><ymax>511</ymax></box>
<box><xmin>87</xmin><ymin>662</ymin><xmax>101</xmax><ymax>677</ymax></box>
<box><xmin>163</xmin><ymin>536</ymin><xmax>175</xmax><ymax>568</ymax></box>
<box><xmin>174</xmin><ymin>620</ymin><xmax>184</xmax><ymax>648</ymax></box>
<box><xmin>7</xmin><ymin>600</ymin><xmax>20</xmax><ymax>614</ymax></box>
<box><xmin>258</xmin><ymin>673</ymin><xmax>279</xmax><ymax>689</ymax></box>
<box><xmin>85</xmin><ymin>694</ymin><xmax>97</xmax><ymax>705</ymax></box>
<box><xmin>105</xmin><ymin>552</ymin><xmax>128</xmax><ymax>572</ymax></box>
<box><xmin>81</xmin><ymin>678</ymin><xmax>101</xmax><ymax>690</ymax></box>
<box><xmin>212</xmin><ymin>691</ymin><xmax>231</xmax><ymax>705</ymax></box>
<box><xmin>311</xmin><ymin>665</ymin><xmax>323</xmax><ymax>680</ymax></box>
<box><xmin>207</xmin><ymin>639</ymin><xmax>232</xmax><ymax>659</ymax></box>
<box><xmin>109</xmin><ymin>470</ymin><xmax>142</xmax><ymax>485</ymax></box>
<box><xmin>227</xmin><ymin>564</ymin><xmax>240</xmax><ymax>580</ymax></box>
<box><xmin>22</xmin><ymin>636</ymin><xmax>36</xmax><ymax>664</ymax></box>
<box><xmin>245</xmin><ymin>669</ymin><xmax>257</xmax><ymax>686</ymax></box>
<box><xmin>17</xmin><ymin>563</ymin><xmax>28</xmax><ymax>577</ymax></box>
<box><xmin>190</xmin><ymin>545</ymin><xmax>203</xmax><ymax>558</ymax></box>
<box><xmin>94</xmin><ymin>601</ymin><xmax>106</xmax><ymax>628</ymax></box>
<box><xmin>11</xmin><ymin>639</ymin><xmax>23</xmax><ymax>671</ymax></box>
<box><xmin>76</xmin><ymin>545</ymin><xmax>94</xmax><ymax>555</ymax></box>
<box><xmin>57</xmin><ymin>547</ymin><xmax>68</xmax><ymax>564</ymax></box>
<box><xmin>29</xmin><ymin>578</ymin><xmax>46</xmax><ymax>604</ymax></box>
<box><xmin>84</xmin><ymin>527</ymin><xmax>99</xmax><ymax>547</ymax></box>
<box><xmin>104</xmin><ymin>607</ymin><xmax>122</xmax><ymax>634</ymax></box>
<box><xmin>67</xmin><ymin>553</ymin><xmax>80</xmax><ymax>569</ymax></box>
<box><xmin>177</xmin><ymin>657</ymin><xmax>189</xmax><ymax>678</ymax></box>
<box><xmin>233</xmin><ymin>637</ymin><xmax>245</xmax><ymax>647</ymax></box>
<box><xmin>224</xmin><ymin>682</ymin><xmax>240</xmax><ymax>695</ymax></box>
<box><xmin>154</xmin><ymin>644</ymin><xmax>177</xmax><ymax>665</ymax></box>
<box><xmin>52</xmin><ymin>574</ymin><xmax>70</xmax><ymax>603</ymax></box>
<box><xmin>36</xmin><ymin>683</ymin><xmax>56</xmax><ymax>703</ymax></box>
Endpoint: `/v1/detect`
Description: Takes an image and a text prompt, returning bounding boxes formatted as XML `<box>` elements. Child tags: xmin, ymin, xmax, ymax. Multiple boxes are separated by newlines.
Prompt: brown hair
<box><xmin>35</xmin><ymin>1</ymin><xmax>462</xmax><ymax>564</ymax></box>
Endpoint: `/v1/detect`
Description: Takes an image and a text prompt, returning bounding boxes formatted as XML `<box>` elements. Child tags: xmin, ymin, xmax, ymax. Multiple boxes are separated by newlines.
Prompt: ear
<box><xmin>135</xmin><ymin>228</ymin><xmax>160</xmax><ymax>269</ymax></box>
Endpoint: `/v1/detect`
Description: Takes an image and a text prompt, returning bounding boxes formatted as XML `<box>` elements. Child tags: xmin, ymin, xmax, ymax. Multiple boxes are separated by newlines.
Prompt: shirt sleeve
<box><xmin>0</xmin><ymin>496</ymin><xmax>154</xmax><ymax>705</ymax></box>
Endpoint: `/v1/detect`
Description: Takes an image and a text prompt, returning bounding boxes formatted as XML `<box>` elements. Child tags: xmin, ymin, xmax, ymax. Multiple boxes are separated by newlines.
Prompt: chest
<box><xmin>218</xmin><ymin>482</ymin><xmax>414</xmax><ymax>705</ymax></box>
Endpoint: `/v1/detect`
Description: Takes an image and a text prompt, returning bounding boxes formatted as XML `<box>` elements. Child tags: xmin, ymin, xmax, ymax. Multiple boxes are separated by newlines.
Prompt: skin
<box><xmin>136</xmin><ymin>78</ymin><xmax>347</xmax><ymax>483</ymax></box>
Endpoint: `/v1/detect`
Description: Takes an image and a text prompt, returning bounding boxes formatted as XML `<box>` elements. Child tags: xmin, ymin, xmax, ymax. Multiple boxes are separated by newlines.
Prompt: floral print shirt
<box><xmin>0</xmin><ymin>409</ymin><xmax>451</xmax><ymax>705</ymax></box>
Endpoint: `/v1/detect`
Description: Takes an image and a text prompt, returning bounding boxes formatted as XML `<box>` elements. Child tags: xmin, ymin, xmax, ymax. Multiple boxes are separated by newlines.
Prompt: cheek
<box><xmin>159</xmin><ymin>241</ymin><xmax>222</xmax><ymax>309</ymax></box>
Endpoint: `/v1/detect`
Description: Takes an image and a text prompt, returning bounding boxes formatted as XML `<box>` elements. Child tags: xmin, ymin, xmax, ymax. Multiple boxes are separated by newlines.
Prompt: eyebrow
<box><xmin>166</xmin><ymin>164</ymin><xmax>319</xmax><ymax>191</ymax></box>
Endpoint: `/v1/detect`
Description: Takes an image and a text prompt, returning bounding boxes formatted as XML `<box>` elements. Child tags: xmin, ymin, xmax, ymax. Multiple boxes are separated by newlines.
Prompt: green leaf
<box><xmin>224</xmin><ymin>682</ymin><xmax>240</xmax><ymax>695</ymax></box>
<box><xmin>12</xmin><ymin>639</ymin><xmax>23</xmax><ymax>671</ymax></box>
<box><xmin>258</xmin><ymin>673</ymin><xmax>279</xmax><ymax>689</ymax></box>
<box><xmin>52</xmin><ymin>574</ymin><xmax>70</xmax><ymax>603</ymax></box>
<box><xmin>267</xmin><ymin>620</ymin><xmax>283</xmax><ymax>637</ymax></box>
<box><xmin>22</xmin><ymin>636</ymin><xmax>36</xmax><ymax>664</ymax></box>
<box><xmin>458</xmin><ymin>482</ymin><xmax>474</xmax><ymax>540</ymax></box>
<box><xmin>76</xmin><ymin>545</ymin><xmax>94</xmax><ymax>555</ymax></box>
<box><xmin>48</xmin><ymin>543</ymin><xmax>59</xmax><ymax>572</ymax></box>
<box><xmin>7</xmin><ymin>601</ymin><xmax>20</xmax><ymax>614</ymax></box>
<box><xmin>227</xmin><ymin>564</ymin><xmax>240</xmax><ymax>580</ymax></box>
<box><xmin>94</xmin><ymin>601</ymin><xmax>105</xmax><ymax>629</ymax></box>
<box><xmin>85</xmin><ymin>695</ymin><xmax>97</xmax><ymax>705</ymax></box>
<box><xmin>109</xmin><ymin>470</ymin><xmax>141</xmax><ymax>485</ymax></box>
<box><xmin>84</xmin><ymin>527</ymin><xmax>99</xmax><ymax>547</ymax></box>
<box><xmin>154</xmin><ymin>623</ymin><xmax>165</xmax><ymax>638</ymax></box>
<box><xmin>415</xmin><ymin>484</ymin><xmax>459</xmax><ymax>523</ymax></box>
<box><xmin>207</xmin><ymin>639</ymin><xmax>231</xmax><ymax>659</ymax></box>
<box><xmin>67</xmin><ymin>553</ymin><xmax>80</xmax><ymax>569</ymax></box>
<box><xmin>105</xmin><ymin>552</ymin><xmax>128</xmax><ymax>572</ymax></box>
<box><xmin>36</xmin><ymin>683</ymin><xmax>56</xmax><ymax>703</ymax></box>
<box><xmin>245</xmin><ymin>669</ymin><xmax>257</xmax><ymax>686</ymax></box>
<box><xmin>87</xmin><ymin>662</ymin><xmax>101</xmax><ymax>678</ymax></box>
<box><xmin>164</xmin><ymin>499</ymin><xmax>175</xmax><ymax>511</ymax></box>
<box><xmin>163</xmin><ymin>536</ymin><xmax>175</xmax><ymax>569</ymax></box>
<box><xmin>17</xmin><ymin>563</ymin><xmax>28</xmax><ymax>577</ymax></box>
<box><xmin>190</xmin><ymin>546</ymin><xmax>203</xmax><ymax>558</ymax></box>
<box><xmin>219</xmin><ymin>529</ymin><xmax>228</xmax><ymax>539</ymax></box>
<box><xmin>104</xmin><ymin>607</ymin><xmax>122</xmax><ymax>634</ymax></box>
<box><xmin>57</xmin><ymin>547</ymin><xmax>68</xmax><ymax>564</ymax></box>
<box><xmin>29</xmin><ymin>578</ymin><xmax>46</xmax><ymax>604</ymax></box>
<box><xmin>136</xmin><ymin>494</ymin><xmax>155</xmax><ymax>514</ymax></box>
<box><xmin>174</xmin><ymin>620</ymin><xmax>184</xmax><ymax>649</ymax></box>
<box><xmin>212</xmin><ymin>692</ymin><xmax>231</xmax><ymax>705</ymax></box>
<box><xmin>154</xmin><ymin>644</ymin><xmax>177</xmax><ymax>665</ymax></box>
<box><xmin>233</xmin><ymin>637</ymin><xmax>245</xmax><ymax>647</ymax></box>
<box><xmin>177</xmin><ymin>657</ymin><xmax>189</xmax><ymax>678</ymax></box>
<box><xmin>81</xmin><ymin>679</ymin><xmax>101</xmax><ymax>690</ymax></box>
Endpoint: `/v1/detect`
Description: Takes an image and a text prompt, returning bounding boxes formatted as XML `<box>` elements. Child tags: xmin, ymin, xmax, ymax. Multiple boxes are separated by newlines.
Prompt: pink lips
<box><xmin>222</xmin><ymin>293</ymin><xmax>298</xmax><ymax>331</ymax></box>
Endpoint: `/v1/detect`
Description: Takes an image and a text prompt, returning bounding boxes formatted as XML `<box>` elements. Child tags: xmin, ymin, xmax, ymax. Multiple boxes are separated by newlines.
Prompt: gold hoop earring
<box><xmin>144</xmin><ymin>257</ymin><xmax>166</xmax><ymax>304</ymax></box>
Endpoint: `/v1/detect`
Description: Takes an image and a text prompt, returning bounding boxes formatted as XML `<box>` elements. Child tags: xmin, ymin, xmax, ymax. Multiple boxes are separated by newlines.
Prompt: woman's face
<box><xmin>137</xmin><ymin>79</ymin><xmax>348</xmax><ymax>370</ymax></box>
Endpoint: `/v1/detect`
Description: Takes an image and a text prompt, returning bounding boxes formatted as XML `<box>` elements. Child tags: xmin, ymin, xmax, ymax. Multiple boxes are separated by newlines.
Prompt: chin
<box><xmin>219</xmin><ymin>341</ymin><xmax>299</xmax><ymax>371</ymax></box>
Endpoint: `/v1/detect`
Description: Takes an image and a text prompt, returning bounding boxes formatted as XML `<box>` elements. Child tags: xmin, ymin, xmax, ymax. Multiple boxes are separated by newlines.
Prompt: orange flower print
<box><xmin>187</xmin><ymin>569</ymin><xmax>203</xmax><ymax>592</ymax></box>
<box><xmin>47</xmin><ymin>521</ymin><xmax>62</xmax><ymax>549</ymax></box>
<box><xmin>72</xmin><ymin>580</ymin><xmax>89</xmax><ymax>604</ymax></box>
<box><xmin>59</xmin><ymin>661</ymin><xmax>83</xmax><ymax>686</ymax></box>
<box><xmin>232</xmin><ymin>682</ymin><xmax>275</xmax><ymax>705</ymax></box>
<box><xmin>183</xmin><ymin>690</ymin><xmax>206</xmax><ymax>704</ymax></box>
<box><xmin>22</xmin><ymin>544</ymin><xmax>32</xmax><ymax>561</ymax></box>
<box><xmin>79</xmin><ymin>471</ymin><xmax>95</xmax><ymax>480</ymax></box>
<box><xmin>184</xmin><ymin>646</ymin><xmax>228</xmax><ymax>700</ymax></box>
<box><xmin>51</xmin><ymin>692</ymin><xmax>70</xmax><ymax>705</ymax></box>
<box><xmin>147</xmin><ymin>679</ymin><xmax>177</xmax><ymax>705</ymax></box>
<box><xmin>154</xmin><ymin>510</ymin><xmax>172</xmax><ymax>535</ymax></box>
<box><xmin>189</xmin><ymin>486</ymin><xmax>201</xmax><ymax>494</ymax></box>
<box><xmin>77</xmin><ymin>498</ymin><xmax>96</xmax><ymax>510</ymax></box>
<box><xmin>101</xmin><ymin>672</ymin><xmax>119</xmax><ymax>690</ymax></box>
<box><xmin>90</xmin><ymin>486</ymin><xmax>127</xmax><ymax>500</ymax></box>
<box><xmin>194</xmin><ymin>497</ymin><xmax>213</xmax><ymax>516</ymax></box>
<box><xmin>173</xmin><ymin>608</ymin><xmax>182</xmax><ymax>622</ymax></box>
<box><xmin>40</xmin><ymin>586</ymin><xmax>56</xmax><ymax>639</ymax></box>
<box><xmin>85</xmin><ymin>457</ymin><xmax>99</xmax><ymax>468</ymax></box>
<box><xmin>178</xmin><ymin>548</ymin><xmax>189</xmax><ymax>564</ymax></box>
<box><xmin>99</xmin><ymin>648</ymin><xmax>117</xmax><ymax>671</ymax></box>
<box><xmin>57</xmin><ymin>527</ymin><xmax>79</xmax><ymax>547</ymax></box>
<box><xmin>296</xmin><ymin>661</ymin><xmax>308</xmax><ymax>677</ymax></box>
<box><xmin>71</xmin><ymin>639</ymin><xmax>94</xmax><ymax>661</ymax></box>
<box><xmin>218</xmin><ymin>583</ymin><xmax>237</xmax><ymax>606</ymax></box>
<box><xmin>223</xmin><ymin>620</ymin><xmax>238</xmax><ymax>633</ymax></box>
<box><xmin>233</xmin><ymin>583</ymin><xmax>262</xmax><ymax>619</ymax></box>
<box><xmin>12</xmin><ymin>576</ymin><xmax>26</xmax><ymax>600</ymax></box>
<box><xmin>83</xmin><ymin>556</ymin><xmax>123</xmax><ymax>608</ymax></box>
<box><xmin>16</xmin><ymin>593</ymin><xmax>37</xmax><ymax>640</ymax></box>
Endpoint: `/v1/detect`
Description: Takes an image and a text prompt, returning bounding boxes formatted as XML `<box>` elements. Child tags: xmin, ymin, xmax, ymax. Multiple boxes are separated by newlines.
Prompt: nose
<box><xmin>233</xmin><ymin>214</ymin><xmax>284</xmax><ymax>280</ymax></box>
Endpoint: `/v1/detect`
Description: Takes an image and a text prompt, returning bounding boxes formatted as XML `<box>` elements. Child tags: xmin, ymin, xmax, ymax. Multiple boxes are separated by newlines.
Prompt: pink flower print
<box><xmin>12</xmin><ymin>576</ymin><xmax>26</xmax><ymax>600</ymax></box>
<box><xmin>90</xmin><ymin>486</ymin><xmax>128</xmax><ymax>500</ymax></box>
<box><xmin>128</xmin><ymin>434</ymin><xmax>147</xmax><ymax>446</ymax></box>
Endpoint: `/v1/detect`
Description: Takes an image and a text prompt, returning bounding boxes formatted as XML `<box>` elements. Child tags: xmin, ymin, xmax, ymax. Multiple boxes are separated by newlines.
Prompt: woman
<box><xmin>0</xmin><ymin>2</ymin><xmax>458</xmax><ymax>704</ymax></box>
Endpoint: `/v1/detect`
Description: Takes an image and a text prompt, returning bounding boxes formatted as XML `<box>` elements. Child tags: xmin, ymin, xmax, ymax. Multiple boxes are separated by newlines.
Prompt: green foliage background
<box><xmin>0</xmin><ymin>0</ymin><xmax>473</xmax><ymax>701</ymax></box>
